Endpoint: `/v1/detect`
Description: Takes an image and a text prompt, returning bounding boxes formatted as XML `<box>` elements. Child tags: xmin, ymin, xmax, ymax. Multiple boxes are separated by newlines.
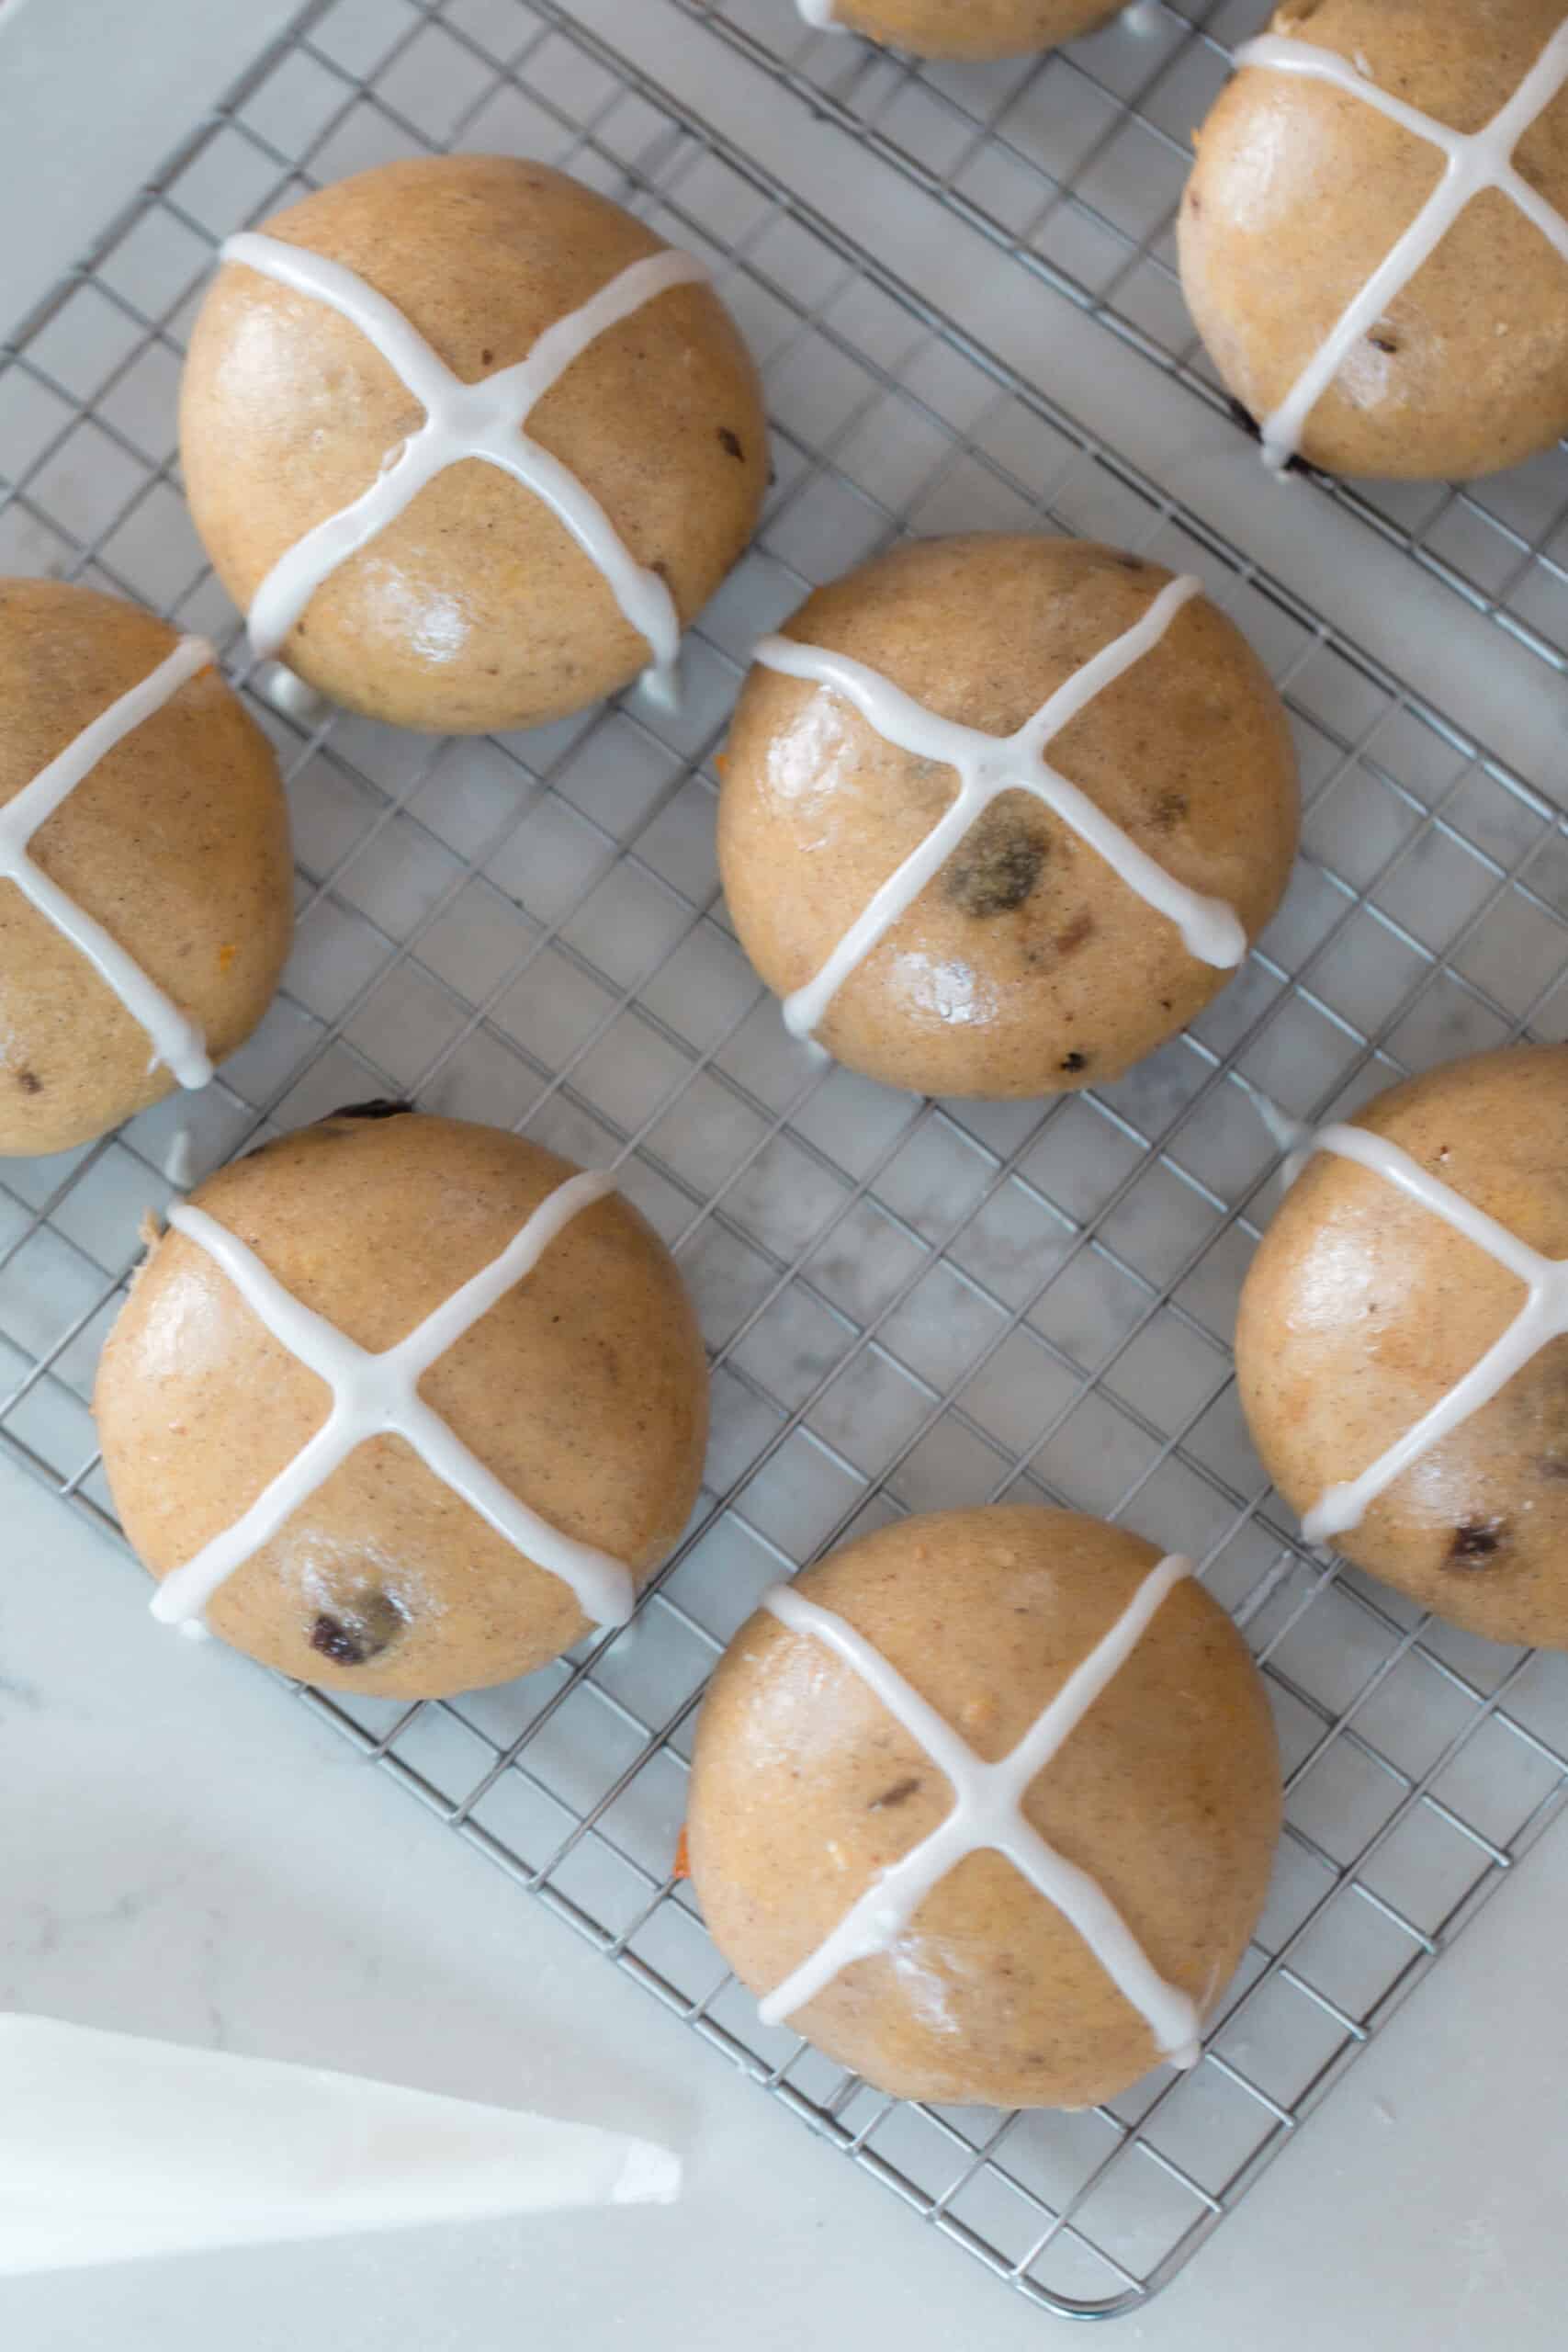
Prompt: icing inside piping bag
<box><xmin>0</xmin><ymin>2013</ymin><xmax>680</xmax><ymax>2275</ymax></box>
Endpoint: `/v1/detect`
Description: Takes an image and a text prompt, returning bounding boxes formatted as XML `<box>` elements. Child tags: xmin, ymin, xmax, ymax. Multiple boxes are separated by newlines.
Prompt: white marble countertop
<box><xmin>4</xmin><ymin>4</ymin><xmax>1568</xmax><ymax>2346</ymax></box>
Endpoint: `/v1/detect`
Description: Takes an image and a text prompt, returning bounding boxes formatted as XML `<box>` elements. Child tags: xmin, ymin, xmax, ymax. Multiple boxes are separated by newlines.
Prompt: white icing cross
<box><xmin>757</xmin><ymin>1555</ymin><xmax>1202</xmax><ymax>2066</ymax></box>
<box><xmin>1235</xmin><ymin>28</ymin><xmax>1568</xmax><ymax>470</ymax></box>
<box><xmin>0</xmin><ymin>636</ymin><xmax>216</xmax><ymax>1091</ymax></box>
<box><xmin>754</xmin><ymin>573</ymin><xmax>1246</xmax><ymax>1039</ymax></box>
<box><xmin>1300</xmin><ymin>1124</ymin><xmax>1568</xmax><ymax>1544</ymax></box>
<box><xmin>148</xmin><ymin>1169</ymin><xmax>637</xmax><ymax>1634</ymax></box>
<box><xmin>225</xmin><ymin>232</ymin><xmax>712</xmax><ymax>707</ymax></box>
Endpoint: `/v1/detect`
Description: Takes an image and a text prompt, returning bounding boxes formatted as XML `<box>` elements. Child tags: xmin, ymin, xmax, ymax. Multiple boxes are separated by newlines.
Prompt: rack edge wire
<box><xmin>1</xmin><ymin>0</ymin><xmax>1566</xmax><ymax>2323</ymax></box>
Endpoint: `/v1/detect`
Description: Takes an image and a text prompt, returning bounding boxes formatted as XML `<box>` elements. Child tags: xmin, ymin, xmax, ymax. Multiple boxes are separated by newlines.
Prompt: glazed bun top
<box><xmin>95</xmin><ymin>1110</ymin><xmax>710</xmax><ymax>1698</ymax></box>
<box><xmin>180</xmin><ymin>155</ymin><xmax>769</xmax><ymax>732</ymax></box>
<box><xmin>688</xmin><ymin>1507</ymin><xmax>1280</xmax><ymax>2109</ymax></box>
<box><xmin>0</xmin><ymin>576</ymin><xmax>291</xmax><ymax>1157</ymax></box>
<box><xmin>1238</xmin><ymin>1043</ymin><xmax>1568</xmax><ymax>1647</ymax></box>
<box><xmin>1179</xmin><ymin>0</ymin><xmax>1568</xmax><ymax>480</ymax></box>
<box><xmin>719</xmin><ymin>535</ymin><xmax>1298</xmax><ymax>1100</ymax></box>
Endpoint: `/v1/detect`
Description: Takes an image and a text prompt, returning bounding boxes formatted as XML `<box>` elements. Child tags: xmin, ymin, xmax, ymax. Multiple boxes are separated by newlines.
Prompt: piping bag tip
<box><xmin>613</xmin><ymin>2140</ymin><xmax>683</xmax><ymax>2206</ymax></box>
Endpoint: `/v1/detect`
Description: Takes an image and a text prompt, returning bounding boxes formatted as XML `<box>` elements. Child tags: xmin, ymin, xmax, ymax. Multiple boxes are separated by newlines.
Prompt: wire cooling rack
<box><xmin>673</xmin><ymin>0</ymin><xmax>1568</xmax><ymax>680</ymax></box>
<box><xmin>3</xmin><ymin>0</ymin><xmax>1568</xmax><ymax>2321</ymax></box>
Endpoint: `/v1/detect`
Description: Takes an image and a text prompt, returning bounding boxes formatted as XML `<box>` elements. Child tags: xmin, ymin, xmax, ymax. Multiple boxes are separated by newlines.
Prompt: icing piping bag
<box><xmin>0</xmin><ymin>2013</ymin><xmax>680</xmax><ymax>2275</ymax></box>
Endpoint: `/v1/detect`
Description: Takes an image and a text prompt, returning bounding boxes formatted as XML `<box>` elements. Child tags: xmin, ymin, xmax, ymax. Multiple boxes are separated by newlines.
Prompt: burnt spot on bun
<box><xmin>1449</xmin><ymin>1517</ymin><xmax>1506</xmax><ymax>1568</ymax></box>
<box><xmin>944</xmin><ymin>806</ymin><xmax>1049</xmax><ymax>918</ymax></box>
<box><xmin>717</xmin><ymin>426</ymin><xmax>746</xmax><ymax>461</ymax></box>
<box><xmin>1226</xmin><ymin>393</ymin><xmax>1263</xmax><ymax>442</ymax></box>
<box><xmin>870</xmin><ymin>1776</ymin><xmax>922</xmax><ymax>1811</ymax></box>
<box><xmin>328</xmin><ymin>1099</ymin><xmax>415</xmax><ymax>1124</ymax></box>
<box><xmin>15</xmin><ymin>1069</ymin><xmax>40</xmax><ymax>1095</ymax></box>
<box><xmin>1060</xmin><ymin>1050</ymin><xmax>1089</xmax><ymax>1075</ymax></box>
<box><xmin>266</xmin><ymin>1099</ymin><xmax>413</xmax><ymax>1158</ymax></box>
<box><xmin>309</xmin><ymin>1589</ymin><xmax>408</xmax><ymax>1667</ymax></box>
<box><xmin>1225</xmin><ymin>394</ymin><xmax>1329</xmax><ymax>484</ymax></box>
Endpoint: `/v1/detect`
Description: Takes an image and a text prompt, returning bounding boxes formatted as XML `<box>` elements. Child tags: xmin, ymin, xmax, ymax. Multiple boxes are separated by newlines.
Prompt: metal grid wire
<box><xmin>670</xmin><ymin>0</ymin><xmax>1568</xmax><ymax>680</ymax></box>
<box><xmin>3</xmin><ymin>0</ymin><xmax>1568</xmax><ymax>2320</ymax></box>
